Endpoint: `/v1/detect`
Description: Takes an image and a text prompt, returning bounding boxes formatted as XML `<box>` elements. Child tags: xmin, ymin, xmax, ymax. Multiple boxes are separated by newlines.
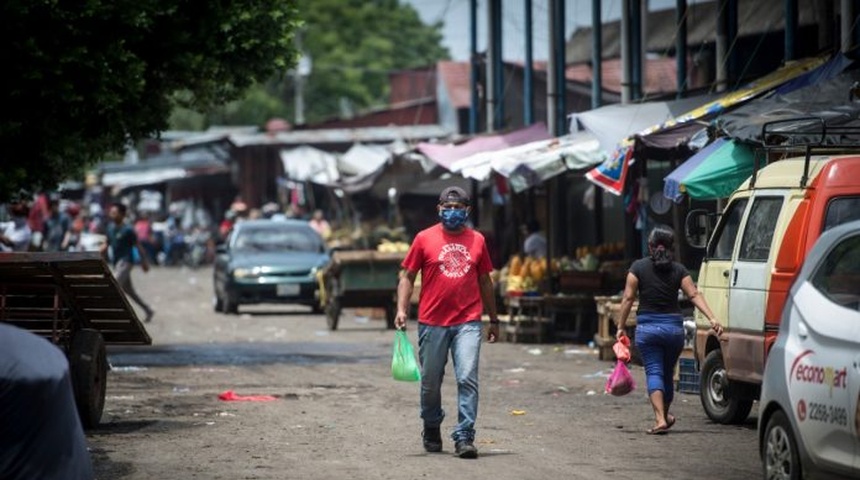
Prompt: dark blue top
<box><xmin>107</xmin><ymin>222</ymin><xmax>137</xmax><ymax>265</ymax></box>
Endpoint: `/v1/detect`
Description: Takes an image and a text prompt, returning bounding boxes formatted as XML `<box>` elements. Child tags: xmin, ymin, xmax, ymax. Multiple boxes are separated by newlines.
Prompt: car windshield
<box><xmin>233</xmin><ymin>226</ymin><xmax>321</xmax><ymax>253</ymax></box>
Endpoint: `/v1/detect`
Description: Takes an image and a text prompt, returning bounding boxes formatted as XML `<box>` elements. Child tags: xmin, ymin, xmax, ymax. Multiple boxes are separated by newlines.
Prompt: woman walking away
<box><xmin>615</xmin><ymin>225</ymin><xmax>722</xmax><ymax>434</ymax></box>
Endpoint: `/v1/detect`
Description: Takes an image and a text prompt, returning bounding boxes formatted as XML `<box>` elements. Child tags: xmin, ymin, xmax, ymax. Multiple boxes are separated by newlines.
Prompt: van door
<box><xmin>725</xmin><ymin>194</ymin><xmax>785</xmax><ymax>383</ymax></box>
<box><xmin>697</xmin><ymin>196</ymin><xmax>750</xmax><ymax>334</ymax></box>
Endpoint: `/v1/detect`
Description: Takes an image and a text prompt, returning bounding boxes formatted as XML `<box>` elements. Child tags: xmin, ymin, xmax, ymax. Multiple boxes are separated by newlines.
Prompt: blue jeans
<box><xmin>635</xmin><ymin>320</ymin><xmax>685</xmax><ymax>405</ymax></box>
<box><xmin>418</xmin><ymin>321</ymin><xmax>483</xmax><ymax>442</ymax></box>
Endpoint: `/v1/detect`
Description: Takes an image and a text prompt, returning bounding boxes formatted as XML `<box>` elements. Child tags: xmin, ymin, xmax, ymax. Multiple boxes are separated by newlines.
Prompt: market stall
<box><xmin>497</xmin><ymin>244</ymin><xmax>628</xmax><ymax>343</ymax></box>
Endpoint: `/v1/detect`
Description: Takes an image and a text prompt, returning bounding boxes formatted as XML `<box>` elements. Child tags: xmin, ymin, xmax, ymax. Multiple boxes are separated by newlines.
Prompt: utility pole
<box><xmin>293</xmin><ymin>32</ymin><xmax>311</xmax><ymax>126</ymax></box>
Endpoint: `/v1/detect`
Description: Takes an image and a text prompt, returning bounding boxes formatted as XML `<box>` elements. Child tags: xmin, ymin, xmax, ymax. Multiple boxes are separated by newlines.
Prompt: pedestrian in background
<box><xmin>395</xmin><ymin>186</ymin><xmax>499</xmax><ymax>459</ymax></box>
<box><xmin>41</xmin><ymin>196</ymin><xmax>71</xmax><ymax>252</ymax></box>
<box><xmin>0</xmin><ymin>201</ymin><xmax>33</xmax><ymax>252</ymax></box>
<box><xmin>616</xmin><ymin>225</ymin><xmax>722</xmax><ymax>434</ymax></box>
<box><xmin>521</xmin><ymin>220</ymin><xmax>547</xmax><ymax>258</ymax></box>
<box><xmin>308</xmin><ymin>209</ymin><xmax>332</xmax><ymax>240</ymax></box>
<box><xmin>101</xmin><ymin>202</ymin><xmax>155</xmax><ymax>323</ymax></box>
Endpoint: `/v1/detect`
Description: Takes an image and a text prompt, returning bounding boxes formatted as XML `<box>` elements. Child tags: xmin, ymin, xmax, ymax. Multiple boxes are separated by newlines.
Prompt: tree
<box><xmin>189</xmin><ymin>0</ymin><xmax>450</xmax><ymax>127</ymax></box>
<box><xmin>0</xmin><ymin>0</ymin><xmax>300</xmax><ymax>199</ymax></box>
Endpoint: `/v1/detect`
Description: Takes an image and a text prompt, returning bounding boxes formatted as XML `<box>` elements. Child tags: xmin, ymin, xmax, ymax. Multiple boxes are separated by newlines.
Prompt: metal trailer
<box><xmin>0</xmin><ymin>252</ymin><xmax>151</xmax><ymax>429</ymax></box>
<box><xmin>321</xmin><ymin>250</ymin><xmax>405</xmax><ymax>331</ymax></box>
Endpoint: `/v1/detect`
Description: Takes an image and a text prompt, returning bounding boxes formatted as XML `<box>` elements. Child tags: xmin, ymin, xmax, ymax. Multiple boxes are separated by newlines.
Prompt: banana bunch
<box><xmin>377</xmin><ymin>239</ymin><xmax>410</xmax><ymax>253</ymax></box>
<box><xmin>505</xmin><ymin>255</ymin><xmax>548</xmax><ymax>293</ymax></box>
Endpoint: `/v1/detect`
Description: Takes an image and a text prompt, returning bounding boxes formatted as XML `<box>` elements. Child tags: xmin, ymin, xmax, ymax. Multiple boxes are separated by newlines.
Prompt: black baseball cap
<box><xmin>438</xmin><ymin>186</ymin><xmax>470</xmax><ymax>206</ymax></box>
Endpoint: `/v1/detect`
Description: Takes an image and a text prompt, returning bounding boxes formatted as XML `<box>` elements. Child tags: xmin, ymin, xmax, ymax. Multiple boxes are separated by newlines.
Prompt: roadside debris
<box><xmin>217</xmin><ymin>390</ymin><xmax>278</xmax><ymax>402</ymax></box>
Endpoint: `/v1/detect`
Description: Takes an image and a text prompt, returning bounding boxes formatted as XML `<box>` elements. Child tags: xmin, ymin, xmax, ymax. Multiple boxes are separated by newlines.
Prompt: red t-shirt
<box><xmin>401</xmin><ymin>224</ymin><xmax>493</xmax><ymax>327</ymax></box>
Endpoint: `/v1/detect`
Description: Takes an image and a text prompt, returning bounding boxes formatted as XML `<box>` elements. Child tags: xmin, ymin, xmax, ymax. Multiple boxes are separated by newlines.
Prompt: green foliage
<box><xmin>294</xmin><ymin>0</ymin><xmax>449</xmax><ymax>123</ymax></box>
<box><xmin>0</xmin><ymin>0</ymin><xmax>300</xmax><ymax>199</ymax></box>
<box><xmin>187</xmin><ymin>0</ymin><xmax>450</xmax><ymax>127</ymax></box>
<box><xmin>207</xmin><ymin>83</ymin><xmax>290</xmax><ymax>126</ymax></box>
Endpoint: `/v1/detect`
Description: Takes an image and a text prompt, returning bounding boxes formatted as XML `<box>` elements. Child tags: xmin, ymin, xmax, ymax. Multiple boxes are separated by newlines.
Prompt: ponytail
<box><xmin>648</xmin><ymin>226</ymin><xmax>675</xmax><ymax>271</ymax></box>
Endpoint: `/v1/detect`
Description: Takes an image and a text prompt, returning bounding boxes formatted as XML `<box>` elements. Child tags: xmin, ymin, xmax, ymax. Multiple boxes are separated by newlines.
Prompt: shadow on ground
<box><xmin>106</xmin><ymin>342</ymin><xmax>387</xmax><ymax>367</ymax></box>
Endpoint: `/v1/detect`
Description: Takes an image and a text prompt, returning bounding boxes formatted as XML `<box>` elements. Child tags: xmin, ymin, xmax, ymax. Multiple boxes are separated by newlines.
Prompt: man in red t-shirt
<box><xmin>395</xmin><ymin>186</ymin><xmax>499</xmax><ymax>459</ymax></box>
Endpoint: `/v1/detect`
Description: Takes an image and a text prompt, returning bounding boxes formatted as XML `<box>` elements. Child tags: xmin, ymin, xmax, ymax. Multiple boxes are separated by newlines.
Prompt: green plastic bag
<box><xmin>391</xmin><ymin>330</ymin><xmax>421</xmax><ymax>382</ymax></box>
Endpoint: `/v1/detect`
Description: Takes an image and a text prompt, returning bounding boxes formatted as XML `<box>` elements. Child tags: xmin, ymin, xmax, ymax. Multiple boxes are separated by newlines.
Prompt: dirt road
<box><xmin>89</xmin><ymin>266</ymin><xmax>761</xmax><ymax>480</ymax></box>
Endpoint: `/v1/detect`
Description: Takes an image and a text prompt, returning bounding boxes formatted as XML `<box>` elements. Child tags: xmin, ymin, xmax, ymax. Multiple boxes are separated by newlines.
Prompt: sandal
<box><xmin>646</xmin><ymin>425</ymin><xmax>669</xmax><ymax>435</ymax></box>
<box><xmin>666</xmin><ymin>415</ymin><xmax>676</xmax><ymax>430</ymax></box>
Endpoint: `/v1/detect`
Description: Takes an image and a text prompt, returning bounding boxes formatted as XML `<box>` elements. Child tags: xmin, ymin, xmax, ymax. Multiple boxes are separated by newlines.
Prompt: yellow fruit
<box><xmin>509</xmin><ymin>255</ymin><xmax>523</xmax><ymax>276</ymax></box>
<box><xmin>521</xmin><ymin>258</ymin><xmax>533</xmax><ymax>280</ymax></box>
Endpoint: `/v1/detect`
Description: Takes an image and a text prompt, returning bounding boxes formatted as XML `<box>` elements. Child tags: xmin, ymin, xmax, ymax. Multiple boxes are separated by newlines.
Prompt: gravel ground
<box><xmin>87</xmin><ymin>266</ymin><xmax>761</xmax><ymax>480</ymax></box>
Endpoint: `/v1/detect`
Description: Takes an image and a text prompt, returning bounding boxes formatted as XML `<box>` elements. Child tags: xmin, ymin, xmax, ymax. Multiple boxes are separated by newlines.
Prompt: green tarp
<box><xmin>664</xmin><ymin>138</ymin><xmax>756</xmax><ymax>201</ymax></box>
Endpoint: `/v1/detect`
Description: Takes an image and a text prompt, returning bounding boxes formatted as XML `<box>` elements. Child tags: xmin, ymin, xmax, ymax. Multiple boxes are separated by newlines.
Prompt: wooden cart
<box><xmin>0</xmin><ymin>252</ymin><xmax>151</xmax><ymax>429</ymax></box>
<box><xmin>321</xmin><ymin>250</ymin><xmax>405</xmax><ymax>330</ymax></box>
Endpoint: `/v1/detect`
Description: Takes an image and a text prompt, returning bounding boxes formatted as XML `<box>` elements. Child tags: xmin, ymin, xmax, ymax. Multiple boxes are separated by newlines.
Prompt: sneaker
<box><xmin>422</xmin><ymin>427</ymin><xmax>443</xmax><ymax>453</ymax></box>
<box><xmin>454</xmin><ymin>440</ymin><xmax>478</xmax><ymax>459</ymax></box>
<box><xmin>144</xmin><ymin>309</ymin><xmax>155</xmax><ymax>323</ymax></box>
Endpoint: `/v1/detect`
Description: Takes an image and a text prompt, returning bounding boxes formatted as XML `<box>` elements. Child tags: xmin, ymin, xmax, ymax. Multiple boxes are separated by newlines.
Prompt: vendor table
<box><xmin>543</xmin><ymin>293</ymin><xmax>596</xmax><ymax>342</ymax></box>
<box><xmin>594</xmin><ymin>295</ymin><xmax>638</xmax><ymax>361</ymax></box>
<box><xmin>504</xmin><ymin>295</ymin><xmax>549</xmax><ymax>343</ymax></box>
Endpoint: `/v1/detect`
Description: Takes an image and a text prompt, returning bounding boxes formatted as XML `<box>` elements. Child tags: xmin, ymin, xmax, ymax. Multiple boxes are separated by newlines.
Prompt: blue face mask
<box><xmin>439</xmin><ymin>208</ymin><xmax>468</xmax><ymax>230</ymax></box>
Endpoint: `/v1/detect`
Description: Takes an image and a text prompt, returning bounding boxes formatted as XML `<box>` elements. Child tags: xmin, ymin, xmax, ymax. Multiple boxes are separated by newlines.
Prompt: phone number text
<box><xmin>808</xmin><ymin>402</ymin><xmax>848</xmax><ymax>426</ymax></box>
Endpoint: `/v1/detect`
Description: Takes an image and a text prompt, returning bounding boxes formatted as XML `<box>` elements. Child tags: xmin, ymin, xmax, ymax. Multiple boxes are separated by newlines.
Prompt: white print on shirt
<box><xmin>438</xmin><ymin>243</ymin><xmax>472</xmax><ymax>278</ymax></box>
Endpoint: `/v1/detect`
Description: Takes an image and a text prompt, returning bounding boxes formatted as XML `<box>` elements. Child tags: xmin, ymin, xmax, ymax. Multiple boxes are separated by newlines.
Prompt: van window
<box><xmin>738</xmin><ymin>197</ymin><xmax>783</xmax><ymax>261</ymax></box>
<box><xmin>708</xmin><ymin>199</ymin><xmax>748</xmax><ymax>260</ymax></box>
<box><xmin>823</xmin><ymin>196</ymin><xmax>860</xmax><ymax>232</ymax></box>
<box><xmin>811</xmin><ymin>234</ymin><xmax>860</xmax><ymax>312</ymax></box>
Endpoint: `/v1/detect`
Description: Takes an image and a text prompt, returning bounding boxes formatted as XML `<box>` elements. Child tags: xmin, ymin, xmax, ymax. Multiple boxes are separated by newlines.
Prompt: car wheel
<box><xmin>700</xmin><ymin>349</ymin><xmax>754</xmax><ymax>424</ymax></box>
<box><xmin>762</xmin><ymin>410</ymin><xmax>801</xmax><ymax>480</ymax></box>
<box><xmin>223</xmin><ymin>295</ymin><xmax>239</xmax><ymax>315</ymax></box>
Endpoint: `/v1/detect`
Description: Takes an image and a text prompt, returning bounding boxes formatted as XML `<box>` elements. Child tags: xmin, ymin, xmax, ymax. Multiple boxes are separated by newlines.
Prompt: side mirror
<box><xmin>685</xmin><ymin>209</ymin><xmax>712</xmax><ymax>249</ymax></box>
<box><xmin>216</xmin><ymin>244</ymin><xmax>228</xmax><ymax>255</ymax></box>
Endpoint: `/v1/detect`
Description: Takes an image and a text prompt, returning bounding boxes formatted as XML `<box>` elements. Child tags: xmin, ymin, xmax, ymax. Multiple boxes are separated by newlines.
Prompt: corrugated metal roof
<box><xmin>228</xmin><ymin>124</ymin><xmax>452</xmax><ymax>147</ymax></box>
<box><xmin>98</xmin><ymin>150</ymin><xmax>225</xmax><ymax>173</ymax></box>
<box><xmin>566</xmin><ymin>0</ymin><xmax>821</xmax><ymax>64</ymax></box>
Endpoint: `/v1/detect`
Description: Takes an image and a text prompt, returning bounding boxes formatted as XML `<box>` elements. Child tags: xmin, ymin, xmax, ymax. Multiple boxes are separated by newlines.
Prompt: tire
<box><xmin>699</xmin><ymin>349</ymin><xmax>754</xmax><ymax>424</ymax></box>
<box><xmin>69</xmin><ymin>329</ymin><xmax>108</xmax><ymax>429</ymax></box>
<box><xmin>762</xmin><ymin>410</ymin><xmax>801</xmax><ymax>480</ymax></box>
<box><xmin>223</xmin><ymin>297</ymin><xmax>239</xmax><ymax>315</ymax></box>
<box><xmin>222</xmin><ymin>290</ymin><xmax>239</xmax><ymax>315</ymax></box>
<box><xmin>326</xmin><ymin>297</ymin><xmax>341</xmax><ymax>331</ymax></box>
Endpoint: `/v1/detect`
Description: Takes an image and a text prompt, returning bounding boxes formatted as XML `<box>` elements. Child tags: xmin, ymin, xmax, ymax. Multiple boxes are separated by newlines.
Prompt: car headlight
<box><xmin>233</xmin><ymin>267</ymin><xmax>261</xmax><ymax>279</ymax></box>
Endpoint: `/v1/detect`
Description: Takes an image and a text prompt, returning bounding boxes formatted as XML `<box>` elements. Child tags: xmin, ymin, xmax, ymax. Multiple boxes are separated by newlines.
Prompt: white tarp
<box><xmin>101</xmin><ymin>168</ymin><xmax>188</xmax><ymax>189</ymax></box>
<box><xmin>573</xmin><ymin>94</ymin><xmax>719</xmax><ymax>152</ymax></box>
<box><xmin>279</xmin><ymin>146</ymin><xmax>340</xmax><ymax>184</ymax></box>
<box><xmin>338</xmin><ymin>143</ymin><xmax>394</xmax><ymax>177</ymax></box>
<box><xmin>448</xmin><ymin>133</ymin><xmax>607</xmax><ymax>192</ymax></box>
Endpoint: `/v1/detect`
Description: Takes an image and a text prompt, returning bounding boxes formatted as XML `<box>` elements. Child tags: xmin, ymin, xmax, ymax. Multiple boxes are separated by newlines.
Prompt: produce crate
<box><xmin>676</xmin><ymin>357</ymin><xmax>700</xmax><ymax>394</ymax></box>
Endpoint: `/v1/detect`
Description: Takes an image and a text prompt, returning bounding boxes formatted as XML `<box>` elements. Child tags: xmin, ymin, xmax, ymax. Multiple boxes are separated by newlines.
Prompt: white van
<box><xmin>686</xmin><ymin>120</ymin><xmax>860</xmax><ymax>424</ymax></box>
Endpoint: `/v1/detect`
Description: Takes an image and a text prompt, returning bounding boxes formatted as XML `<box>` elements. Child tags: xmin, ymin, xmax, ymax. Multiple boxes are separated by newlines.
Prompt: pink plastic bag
<box><xmin>613</xmin><ymin>336</ymin><xmax>631</xmax><ymax>363</ymax></box>
<box><xmin>605</xmin><ymin>361</ymin><xmax>636</xmax><ymax>396</ymax></box>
